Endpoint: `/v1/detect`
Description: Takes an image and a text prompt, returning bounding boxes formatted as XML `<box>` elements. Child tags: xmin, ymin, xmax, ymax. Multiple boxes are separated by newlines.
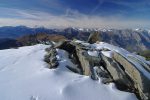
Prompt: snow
<box><xmin>92</xmin><ymin>42</ymin><xmax>150</xmax><ymax>79</ymax></box>
<box><xmin>0</xmin><ymin>44</ymin><xmax>137</xmax><ymax>100</ymax></box>
<box><xmin>78</xmin><ymin>28</ymin><xmax>84</xmax><ymax>31</ymax></box>
<box><xmin>88</xmin><ymin>50</ymin><xmax>99</xmax><ymax>57</ymax></box>
<box><xmin>56</xmin><ymin>49</ymin><xmax>80</xmax><ymax>72</ymax></box>
<box><xmin>101</xmin><ymin>51</ymin><xmax>114</xmax><ymax>58</ymax></box>
<box><xmin>74</xmin><ymin>40</ymin><xmax>83</xmax><ymax>43</ymax></box>
<box><xmin>135</xmin><ymin>28</ymin><xmax>141</xmax><ymax>31</ymax></box>
<box><xmin>91</xmin><ymin>42</ymin><xmax>130</xmax><ymax>55</ymax></box>
<box><xmin>101</xmin><ymin>29</ymin><xmax>107</xmax><ymax>32</ymax></box>
<box><xmin>147</xmin><ymin>61</ymin><xmax>150</xmax><ymax>65</ymax></box>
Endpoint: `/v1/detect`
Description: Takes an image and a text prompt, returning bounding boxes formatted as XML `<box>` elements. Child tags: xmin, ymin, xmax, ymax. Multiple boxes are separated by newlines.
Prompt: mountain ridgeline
<box><xmin>0</xmin><ymin>26</ymin><xmax>150</xmax><ymax>53</ymax></box>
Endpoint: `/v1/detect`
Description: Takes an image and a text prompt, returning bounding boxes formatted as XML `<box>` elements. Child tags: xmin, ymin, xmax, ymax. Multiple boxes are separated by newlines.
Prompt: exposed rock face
<box><xmin>75</xmin><ymin>47</ymin><xmax>91</xmax><ymax>75</ymax></box>
<box><xmin>55</xmin><ymin>41</ymin><xmax>102</xmax><ymax>77</ymax></box>
<box><xmin>54</xmin><ymin>40</ymin><xmax>150</xmax><ymax>100</ymax></box>
<box><xmin>101</xmin><ymin>54</ymin><xmax>134</xmax><ymax>89</ymax></box>
<box><xmin>44</xmin><ymin>45</ymin><xmax>59</xmax><ymax>69</ymax></box>
<box><xmin>88</xmin><ymin>32</ymin><xmax>101</xmax><ymax>44</ymax></box>
<box><xmin>88</xmin><ymin>29</ymin><xmax>150</xmax><ymax>52</ymax></box>
<box><xmin>112</xmin><ymin>52</ymin><xmax>150</xmax><ymax>100</ymax></box>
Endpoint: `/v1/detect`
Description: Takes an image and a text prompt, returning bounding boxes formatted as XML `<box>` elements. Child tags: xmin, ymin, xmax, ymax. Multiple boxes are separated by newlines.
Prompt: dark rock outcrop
<box><xmin>55</xmin><ymin>41</ymin><xmax>150</xmax><ymax>100</ymax></box>
<box><xmin>88</xmin><ymin>32</ymin><xmax>101</xmax><ymax>44</ymax></box>
<box><xmin>112</xmin><ymin>52</ymin><xmax>150</xmax><ymax>100</ymax></box>
<box><xmin>44</xmin><ymin>46</ymin><xmax>59</xmax><ymax>69</ymax></box>
<box><xmin>101</xmin><ymin>53</ymin><xmax>134</xmax><ymax>90</ymax></box>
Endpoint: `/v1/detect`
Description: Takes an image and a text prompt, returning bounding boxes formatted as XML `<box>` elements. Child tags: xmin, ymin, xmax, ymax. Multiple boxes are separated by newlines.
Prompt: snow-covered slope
<box><xmin>0</xmin><ymin>44</ymin><xmax>137</xmax><ymax>100</ymax></box>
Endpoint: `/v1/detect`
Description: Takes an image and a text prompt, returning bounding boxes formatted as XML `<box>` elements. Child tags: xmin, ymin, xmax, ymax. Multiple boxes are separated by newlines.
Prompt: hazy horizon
<box><xmin>1</xmin><ymin>25</ymin><xmax>150</xmax><ymax>30</ymax></box>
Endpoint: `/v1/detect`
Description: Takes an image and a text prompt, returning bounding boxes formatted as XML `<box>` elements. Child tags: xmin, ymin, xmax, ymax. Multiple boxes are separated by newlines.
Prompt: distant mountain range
<box><xmin>0</xmin><ymin>26</ymin><xmax>56</xmax><ymax>39</ymax></box>
<box><xmin>0</xmin><ymin>26</ymin><xmax>150</xmax><ymax>52</ymax></box>
<box><xmin>0</xmin><ymin>38</ymin><xmax>17</xmax><ymax>50</ymax></box>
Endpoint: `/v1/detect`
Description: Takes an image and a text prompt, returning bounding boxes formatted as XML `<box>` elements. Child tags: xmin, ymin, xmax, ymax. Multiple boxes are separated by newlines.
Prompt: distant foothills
<box><xmin>0</xmin><ymin>26</ymin><xmax>150</xmax><ymax>54</ymax></box>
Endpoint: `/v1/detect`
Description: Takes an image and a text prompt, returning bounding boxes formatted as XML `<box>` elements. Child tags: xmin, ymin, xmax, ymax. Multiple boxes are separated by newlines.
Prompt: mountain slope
<box><xmin>99</xmin><ymin>29</ymin><xmax>150</xmax><ymax>52</ymax></box>
<box><xmin>0</xmin><ymin>26</ymin><xmax>150</xmax><ymax>52</ymax></box>
<box><xmin>0</xmin><ymin>38</ymin><xmax>18</xmax><ymax>49</ymax></box>
<box><xmin>17</xmin><ymin>33</ymin><xmax>67</xmax><ymax>46</ymax></box>
<box><xmin>0</xmin><ymin>26</ymin><xmax>55</xmax><ymax>39</ymax></box>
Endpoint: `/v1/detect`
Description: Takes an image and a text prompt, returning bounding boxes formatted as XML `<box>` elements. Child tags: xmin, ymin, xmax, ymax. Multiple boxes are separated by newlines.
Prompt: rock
<box><xmin>92</xmin><ymin>66</ymin><xmax>112</xmax><ymax>81</ymax></box>
<box><xmin>45</xmin><ymin>47</ymin><xmax>52</xmax><ymax>52</ymax></box>
<box><xmin>101</xmin><ymin>53</ymin><xmax>134</xmax><ymax>90</ymax></box>
<box><xmin>44</xmin><ymin>47</ymin><xmax>59</xmax><ymax>69</ymax></box>
<box><xmin>113</xmin><ymin>52</ymin><xmax>150</xmax><ymax>100</ymax></box>
<box><xmin>50</xmin><ymin>62</ymin><xmax>59</xmax><ymax>69</ymax></box>
<box><xmin>50</xmin><ymin>57</ymin><xmax>57</xmax><ymax>63</ymax></box>
<box><xmin>88</xmin><ymin>32</ymin><xmax>101</xmax><ymax>44</ymax></box>
<box><xmin>54</xmin><ymin>40</ymin><xmax>150</xmax><ymax>100</ymax></box>
<box><xmin>55</xmin><ymin>41</ymin><xmax>75</xmax><ymax>53</ymax></box>
<box><xmin>75</xmin><ymin>47</ymin><xmax>91</xmax><ymax>75</ymax></box>
<box><xmin>56</xmin><ymin>41</ymin><xmax>84</xmax><ymax>74</ymax></box>
<box><xmin>44</xmin><ymin>54</ymin><xmax>50</xmax><ymax>63</ymax></box>
<box><xmin>66</xmin><ymin>65</ymin><xmax>80</xmax><ymax>73</ymax></box>
<box><xmin>55</xmin><ymin>41</ymin><xmax>100</xmax><ymax>76</ymax></box>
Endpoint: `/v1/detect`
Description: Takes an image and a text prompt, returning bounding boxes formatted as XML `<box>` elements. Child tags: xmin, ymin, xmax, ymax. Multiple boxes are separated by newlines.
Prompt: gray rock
<box><xmin>75</xmin><ymin>47</ymin><xmax>91</xmax><ymax>75</ymax></box>
<box><xmin>55</xmin><ymin>40</ymin><xmax>150</xmax><ymax>100</ymax></box>
<box><xmin>88</xmin><ymin>32</ymin><xmax>101</xmax><ymax>44</ymax></box>
<box><xmin>101</xmin><ymin>53</ymin><xmax>134</xmax><ymax>90</ymax></box>
<box><xmin>44</xmin><ymin>54</ymin><xmax>50</xmax><ymax>63</ymax></box>
<box><xmin>113</xmin><ymin>52</ymin><xmax>150</xmax><ymax>100</ymax></box>
<box><xmin>50</xmin><ymin>57</ymin><xmax>57</xmax><ymax>63</ymax></box>
<box><xmin>50</xmin><ymin>62</ymin><xmax>59</xmax><ymax>69</ymax></box>
<box><xmin>44</xmin><ymin>47</ymin><xmax>59</xmax><ymax>69</ymax></box>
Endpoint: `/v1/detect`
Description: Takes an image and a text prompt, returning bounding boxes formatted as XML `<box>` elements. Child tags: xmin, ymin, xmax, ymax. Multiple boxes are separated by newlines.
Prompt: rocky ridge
<box><xmin>44</xmin><ymin>40</ymin><xmax>150</xmax><ymax>100</ymax></box>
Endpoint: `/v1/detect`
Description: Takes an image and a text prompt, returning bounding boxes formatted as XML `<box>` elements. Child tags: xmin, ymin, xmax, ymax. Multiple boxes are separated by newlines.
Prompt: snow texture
<box><xmin>0</xmin><ymin>44</ymin><xmax>137</xmax><ymax>100</ymax></box>
<box><xmin>88</xmin><ymin>50</ymin><xmax>99</xmax><ymax>57</ymax></box>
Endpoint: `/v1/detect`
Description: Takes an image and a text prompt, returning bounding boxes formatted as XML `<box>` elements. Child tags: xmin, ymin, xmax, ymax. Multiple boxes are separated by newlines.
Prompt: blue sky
<box><xmin>0</xmin><ymin>0</ymin><xmax>150</xmax><ymax>28</ymax></box>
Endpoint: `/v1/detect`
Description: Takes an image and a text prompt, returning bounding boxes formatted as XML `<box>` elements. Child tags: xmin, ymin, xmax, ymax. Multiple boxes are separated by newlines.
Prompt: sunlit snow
<box><xmin>0</xmin><ymin>44</ymin><xmax>137</xmax><ymax>100</ymax></box>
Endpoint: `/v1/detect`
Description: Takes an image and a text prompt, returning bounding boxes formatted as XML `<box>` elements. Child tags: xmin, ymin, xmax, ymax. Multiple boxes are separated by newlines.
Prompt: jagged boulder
<box><xmin>44</xmin><ymin>47</ymin><xmax>59</xmax><ymax>69</ymax></box>
<box><xmin>54</xmin><ymin>40</ymin><xmax>150</xmax><ymax>100</ymax></box>
<box><xmin>88</xmin><ymin>32</ymin><xmax>101</xmax><ymax>44</ymax></box>
<box><xmin>55</xmin><ymin>40</ymin><xmax>75</xmax><ymax>53</ymax></box>
<box><xmin>101</xmin><ymin>53</ymin><xmax>134</xmax><ymax>90</ymax></box>
<box><xmin>75</xmin><ymin>47</ymin><xmax>91</xmax><ymax>75</ymax></box>
<box><xmin>112</xmin><ymin>52</ymin><xmax>150</xmax><ymax>100</ymax></box>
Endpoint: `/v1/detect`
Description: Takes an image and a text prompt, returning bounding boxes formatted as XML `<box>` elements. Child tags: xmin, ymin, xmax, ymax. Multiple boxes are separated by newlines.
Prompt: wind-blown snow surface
<box><xmin>0</xmin><ymin>44</ymin><xmax>137</xmax><ymax>100</ymax></box>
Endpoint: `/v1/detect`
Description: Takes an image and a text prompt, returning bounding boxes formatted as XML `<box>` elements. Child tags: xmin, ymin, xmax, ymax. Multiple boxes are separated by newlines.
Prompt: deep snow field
<box><xmin>0</xmin><ymin>44</ymin><xmax>137</xmax><ymax>100</ymax></box>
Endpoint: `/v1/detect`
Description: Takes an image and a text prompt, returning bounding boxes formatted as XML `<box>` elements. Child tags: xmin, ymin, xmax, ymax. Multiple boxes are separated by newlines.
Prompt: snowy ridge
<box><xmin>0</xmin><ymin>44</ymin><xmax>137</xmax><ymax>100</ymax></box>
<box><xmin>75</xmin><ymin>40</ymin><xmax>150</xmax><ymax>79</ymax></box>
<box><xmin>92</xmin><ymin>42</ymin><xmax>150</xmax><ymax>79</ymax></box>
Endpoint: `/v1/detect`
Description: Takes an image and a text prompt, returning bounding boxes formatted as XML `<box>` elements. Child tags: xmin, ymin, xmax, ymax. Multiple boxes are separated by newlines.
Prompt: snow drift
<box><xmin>0</xmin><ymin>44</ymin><xmax>137</xmax><ymax>100</ymax></box>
